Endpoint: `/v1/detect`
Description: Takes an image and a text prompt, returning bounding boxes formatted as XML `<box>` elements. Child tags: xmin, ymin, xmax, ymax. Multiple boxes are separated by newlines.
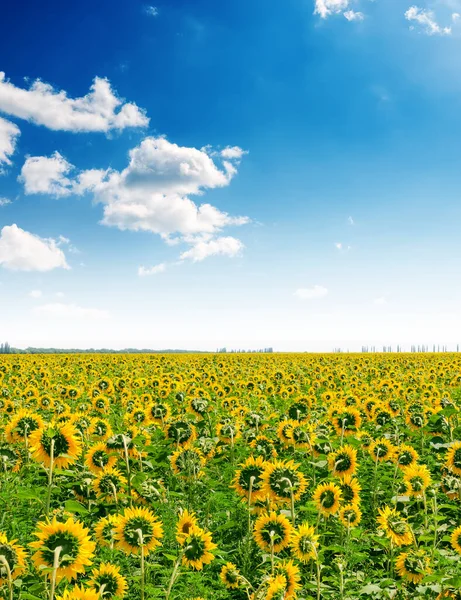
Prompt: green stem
<box><xmin>45</xmin><ymin>439</ymin><xmax>55</xmax><ymax>518</ymax></box>
<box><xmin>49</xmin><ymin>545</ymin><xmax>62</xmax><ymax>600</ymax></box>
<box><xmin>0</xmin><ymin>555</ymin><xmax>13</xmax><ymax>600</ymax></box>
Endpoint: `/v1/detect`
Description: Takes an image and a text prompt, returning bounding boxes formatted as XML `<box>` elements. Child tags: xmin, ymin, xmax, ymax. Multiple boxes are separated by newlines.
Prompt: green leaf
<box><xmin>64</xmin><ymin>500</ymin><xmax>89</xmax><ymax>515</ymax></box>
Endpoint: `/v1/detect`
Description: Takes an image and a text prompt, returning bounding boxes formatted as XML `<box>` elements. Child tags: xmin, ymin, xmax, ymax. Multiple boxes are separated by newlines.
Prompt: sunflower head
<box><xmin>220</xmin><ymin>562</ymin><xmax>240</xmax><ymax>589</ymax></box>
<box><xmin>114</xmin><ymin>506</ymin><xmax>163</xmax><ymax>555</ymax></box>
<box><xmin>262</xmin><ymin>459</ymin><xmax>308</xmax><ymax>503</ymax></box>
<box><xmin>377</xmin><ymin>506</ymin><xmax>413</xmax><ymax>547</ymax></box>
<box><xmin>232</xmin><ymin>455</ymin><xmax>267</xmax><ymax>501</ymax></box>
<box><xmin>176</xmin><ymin>510</ymin><xmax>198</xmax><ymax>543</ymax></box>
<box><xmin>450</xmin><ymin>525</ymin><xmax>461</xmax><ymax>555</ymax></box>
<box><xmin>290</xmin><ymin>522</ymin><xmax>319</xmax><ymax>563</ymax></box>
<box><xmin>328</xmin><ymin>445</ymin><xmax>357</xmax><ymax>479</ymax></box>
<box><xmin>253</xmin><ymin>511</ymin><xmax>293</xmax><ymax>553</ymax></box>
<box><xmin>395</xmin><ymin>548</ymin><xmax>431</xmax><ymax>584</ymax></box>
<box><xmin>312</xmin><ymin>482</ymin><xmax>342</xmax><ymax>516</ymax></box>
<box><xmin>0</xmin><ymin>532</ymin><xmax>27</xmax><ymax>584</ymax></box>
<box><xmin>89</xmin><ymin>562</ymin><xmax>128</xmax><ymax>598</ymax></box>
<box><xmin>180</xmin><ymin>526</ymin><xmax>217</xmax><ymax>571</ymax></box>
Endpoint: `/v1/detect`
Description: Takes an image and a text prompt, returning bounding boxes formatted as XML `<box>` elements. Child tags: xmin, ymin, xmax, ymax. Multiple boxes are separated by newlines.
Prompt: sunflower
<box><xmin>312</xmin><ymin>482</ymin><xmax>342</xmax><ymax>516</ymax></box>
<box><xmin>290</xmin><ymin>522</ymin><xmax>319</xmax><ymax>563</ymax></box>
<box><xmin>276</xmin><ymin>420</ymin><xmax>295</xmax><ymax>446</ymax></box>
<box><xmin>291</xmin><ymin>422</ymin><xmax>317</xmax><ymax>450</ymax></box>
<box><xmin>265</xmin><ymin>574</ymin><xmax>287</xmax><ymax>600</ymax></box>
<box><xmin>114</xmin><ymin>506</ymin><xmax>163</xmax><ymax>555</ymax></box>
<box><xmin>30</xmin><ymin>517</ymin><xmax>95</xmax><ymax>582</ymax></box>
<box><xmin>253</xmin><ymin>511</ymin><xmax>293</xmax><ymax>553</ymax></box>
<box><xmin>164</xmin><ymin>420</ymin><xmax>196</xmax><ymax>447</ymax></box>
<box><xmin>232</xmin><ymin>456</ymin><xmax>267</xmax><ymax>502</ymax></box>
<box><xmin>402</xmin><ymin>464</ymin><xmax>431</xmax><ymax>498</ymax></box>
<box><xmin>176</xmin><ymin>510</ymin><xmax>199</xmax><ymax>543</ymax></box>
<box><xmin>29</xmin><ymin>423</ymin><xmax>82</xmax><ymax>469</ymax></box>
<box><xmin>216</xmin><ymin>421</ymin><xmax>241</xmax><ymax>444</ymax></box>
<box><xmin>170</xmin><ymin>447</ymin><xmax>206</xmax><ymax>479</ymax></box>
<box><xmin>220</xmin><ymin>562</ymin><xmax>240</xmax><ymax>589</ymax></box>
<box><xmin>249</xmin><ymin>435</ymin><xmax>278</xmax><ymax>459</ymax></box>
<box><xmin>339</xmin><ymin>503</ymin><xmax>362</xmax><ymax>527</ymax></box>
<box><xmin>447</xmin><ymin>441</ymin><xmax>461</xmax><ymax>476</ymax></box>
<box><xmin>92</xmin><ymin>467</ymin><xmax>127</xmax><ymax>502</ymax></box>
<box><xmin>88</xmin><ymin>562</ymin><xmax>128</xmax><ymax>598</ymax></box>
<box><xmin>94</xmin><ymin>515</ymin><xmax>119</xmax><ymax>548</ymax></box>
<box><xmin>180</xmin><ymin>526</ymin><xmax>217</xmax><ymax>570</ymax></box>
<box><xmin>331</xmin><ymin>407</ymin><xmax>362</xmax><ymax>437</ymax></box>
<box><xmin>261</xmin><ymin>459</ymin><xmax>308</xmax><ymax>503</ymax></box>
<box><xmin>147</xmin><ymin>402</ymin><xmax>171</xmax><ymax>424</ymax></box>
<box><xmin>394</xmin><ymin>444</ymin><xmax>419</xmax><ymax>469</ymax></box>
<box><xmin>450</xmin><ymin>525</ymin><xmax>461</xmax><ymax>555</ymax></box>
<box><xmin>0</xmin><ymin>444</ymin><xmax>22</xmax><ymax>472</ymax></box>
<box><xmin>89</xmin><ymin>418</ymin><xmax>113</xmax><ymax>441</ymax></box>
<box><xmin>57</xmin><ymin>586</ymin><xmax>100</xmax><ymax>600</ymax></box>
<box><xmin>395</xmin><ymin>548</ymin><xmax>431</xmax><ymax>584</ymax></box>
<box><xmin>5</xmin><ymin>409</ymin><xmax>44</xmax><ymax>443</ymax></box>
<box><xmin>0</xmin><ymin>532</ymin><xmax>27</xmax><ymax>584</ymax></box>
<box><xmin>85</xmin><ymin>443</ymin><xmax>117</xmax><ymax>474</ymax></box>
<box><xmin>369</xmin><ymin>438</ymin><xmax>395</xmax><ymax>463</ymax></box>
<box><xmin>338</xmin><ymin>474</ymin><xmax>361</xmax><ymax>505</ymax></box>
<box><xmin>275</xmin><ymin>560</ymin><xmax>301</xmax><ymax>599</ymax></box>
<box><xmin>328</xmin><ymin>445</ymin><xmax>357</xmax><ymax>479</ymax></box>
<box><xmin>377</xmin><ymin>506</ymin><xmax>413</xmax><ymax>547</ymax></box>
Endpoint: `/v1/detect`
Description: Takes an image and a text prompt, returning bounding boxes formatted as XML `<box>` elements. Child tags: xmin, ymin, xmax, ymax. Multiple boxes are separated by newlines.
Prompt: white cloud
<box><xmin>374</xmin><ymin>297</ymin><xmax>387</xmax><ymax>305</ymax></box>
<box><xmin>347</xmin><ymin>216</ymin><xmax>354</xmax><ymax>225</ymax></box>
<box><xmin>20</xmin><ymin>152</ymin><xmax>74</xmax><ymax>196</ymax></box>
<box><xmin>344</xmin><ymin>10</ymin><xmax>364</xmax><ymax>20</ymax></box>
<box><xmin>138</xmin><ymin>263</ymin><xmax>166</xmax><ymax>276</ymax></box>
<box><xmin>20</xmin><ymin>137</ymin><xmax>249</xmax><ymax>262</ymax></box>
<box><xmin>29</xmin><ymin>290</ymin><xmax>42</xmax><ymax>298</ymax></box>
<box><xmin>34</xmin><ymin>303</ymin><xmax>109</xmax><ymax>319</ymax></box>
<box><xmin>0</xmin><ymin>117</ymin><xmax>20</xmax><ymax>168</ymax></box>
<box><xmin>180</xmin><ymin>236</ymin><xmax>244</xmax><ymax>262</ymax></box>
<box><xmin>145</xmin><ymin>5</ymin><xmax>159</xmax><ymax>16</ymax></box>
<box><xmin>405</xmin><ymin>6</ymin><xmax>452</xmax><ymax>35</ymax></box>
<box><xmin>0</xmin><ymin>197</ymin><xmax>11</xmax><ymax>206</ymax></box>
<box><xmin>294</xmin><ymin>285</ymin><xmax>329</xmax><ymax>300</ymax></box>
<box><xmin>335</xmin><ymin>242</ymin><xmax>351</xmax><ymax>251</ymax></box>
<box><xmin>0</xmin><ymin>224</ymin><xmax>69</xmax><ymax>271</ymax></box>
<box><xmin>315</xmin><ymin>0</ymin><xmax>349</xmax><ymax>18</ymax></box>
<box><xmin>0</xmin><ymin>72</ymin><xmax>149</xmax><ymax>132</ymax></box>
<box><xmin>221</xmin><ymin>146</ymin><xmax>248</xmax><ymax>160</ymax></box>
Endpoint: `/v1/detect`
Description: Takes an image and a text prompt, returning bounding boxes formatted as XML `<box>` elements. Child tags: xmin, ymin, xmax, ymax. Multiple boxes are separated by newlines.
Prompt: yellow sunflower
<box><xmin>328</xmin><ymin>445</ymin><xmax>358</xmax><ymax>479</ymax></box>
<box><xmin>312</xmin><ymin>482</ymin><xmax>342</xmax><ymax>516</ymax></box>
<box><xmin>92</xmin><ymin>467</ymin><xmax>127</xmax><ymax>502</ymax></box>
<box><xmin>176</xmin><ymin>510</ymin><xmax>199</xmax><ymax>543</ymax></box>
<box><xmin>261</xmin><ymin>459</ymin><xmax>308</xmax><ymax>503</ymax></box>
<box><xmin>57</xmin><ymin>586</ymin><xmax>100</xmax><ymax>600</ymax></box>
<box><xmin>339</xmin><ymin>503</ymin><xmax>362</xmax><ymax>528</ymax></box>
<box><xmin>180</xmin><ymin>526</ymin><xmax>217</xmax><ymax>570</ymax></box>
<box><xmin>253</xmin><ymin>511</ymin><xmax>293</xmax><ymax>553</ymax></box>
<box><xmin>85</xmin><ymin>443</ymin><xmax>117</xmax><ymax>474</ymax></box>
<box><xmin>369</xmin><ymin>438</ymin><xmax>395</xmax><ymax>463</ymax></box>
<box><xmin>88</xmin><ymin>562</ymin><xmax>128</xmax><ymax>598</ymax></box>
<box><xmin>290</xmin><ymin>522</ymin><xmax>319</xmax><ymax>563</ymax></box>
<box><xmin>402</xmin><ymin>464</ymin><xmax>431</xmax><ymax>498</ymax></box>
<box><xmin>232</xmin><ymin>455</ymin><xmax>267</xmax><ymax>502</ymax></box>
<box><xmin>219</xmin><ymin>562</ymin><xmax>240</xmax><ymax>589</ymax></box>
<box><xmin>94</xmin><ymin>515</ymin><xmax>119</xmax><ymax>548</ymax></box>
<box><xmin>265</xmin><ymin>574</ymin><xmax>287</xmax><ymax>600</ymax></box>
<box><xmin>338</xmin><ymin>474</ymin><xmax>361</xmax><ymax>505</ymax></box>
<box><xmin>275</xmin><ymin>560</ymin><xmax>301</xmax><ymax>599</ymax></box>
<box><xmin>0</xmin><ymin>531</ymin><xmax>27</xmax><ymax>584</ymax></box>
<box><xmin>447</xmin><ymin>441</ymin><xmax>461</xmax><ymax>476</ymax></box>
<box><xmin>377</xmin><ymin>506</ymin><xmax>413</xmax><ymax>547</ymax></box>
<box><xmin>29</xmin><ymin>422</ymin><xmax>82</xmax><ymax>469</ymax></box>
<box><xmin>450</xmin><ymin>525</ymin><xmax>461</xmax><ymax>555</ymax></box>
<box><xmin>5</xmin><ymin>409</ymin><xmax>44</xmax><ymax>443</ymax></box>
<box><xmin>114</xmin><ymin>506</ymin><xmax>163</xmax><ymax>555</ymax></box>
<box><xmin>394</xmin><ymin>444</ymin><xmax>419</xmax><ymax>469</ymax></box>
<box><xmin>395</xmin><ymin>548</ymin><xmax>431</xmax><ymax>584</ymax></box>
<box><xmin>30</xmin><ymin>517</ymin><xmax>95</xmax><ymax>582</ymax></box>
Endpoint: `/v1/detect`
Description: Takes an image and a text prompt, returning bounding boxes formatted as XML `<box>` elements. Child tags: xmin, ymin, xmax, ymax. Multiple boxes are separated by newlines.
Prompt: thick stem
<box><xmin>136</xmin><ymin>529</ymin><xmax>145</xmax><ymax>600</ymax></box>
<box><xmin>49</xmin><ymin>545</ymin><xmax>62</xmax><ymax>600</ymax></box>
<box><xmin>0</xmin><ymin>555</ymin><xmax>13</xmax><ymax>600</ymax></box>
<box><xmin>45</xmin><ymin>439</ymin><xmax>56</xmax><ymax>518</ymax></box>
<box><xmin>122</xmin><ymin>435</ymin><xmax>132</xmax><ymax>508</ymax></box>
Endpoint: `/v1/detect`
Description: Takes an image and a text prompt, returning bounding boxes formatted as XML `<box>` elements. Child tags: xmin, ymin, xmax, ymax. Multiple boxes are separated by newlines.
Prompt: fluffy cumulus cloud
<box><xmin>180</xmin><ymin>236</ymin><xmax>244</xmax><ymax>262</ymax></box>
<box><xmin>315</xmin><ymin>0</ymin><xmax>349</xmax><ymax>18</ymax></box>
<box><xmin>138</xmin><ymin>263</ymin><xmax>166</xmax><ymax>276</ymax></box>
<box><xmin>344</xmin><ymin>10</ymin><xmax>364</xmax><ymax>21</ymax></box>
<box><xmin>34</xmin><ymin>303</ymin><xmax>109</xmax><ymax>319</ymax></box>
<box><xmin>21</xmin><ymin>136</ymin><xmax>249</xmax><ymax>262</ymax></box>
<box><xmin>0</xmin><ymin>72</ymin><xmax>149</xmax><ymax>132</ymax></box>
<box><xmin>0</xmin><ymin>197</ymin><xmax>11</xmax><ymax>206</ymax></box>
<box><xmin>294</xmin><ymin>285</ymin><xmax>328</xmax><ymax>300</ymax></box>
<box><xmin>0</xmin><ymin>224</ymin><xmax>69</xmax><ymax>271</ymax></box>
<box><xmin>0</xmin><ymin>116</ymin><xmax>20</xmax><ymax>167</ymax></box>
<box><xmin>405</xmin><ymin>6</ymin><xmax>454</xmax><ymax>35</ymax></box>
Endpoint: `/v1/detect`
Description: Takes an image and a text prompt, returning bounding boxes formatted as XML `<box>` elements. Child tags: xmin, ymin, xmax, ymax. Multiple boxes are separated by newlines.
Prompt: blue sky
<box><xmin>1</xmin><ymin>0</ymin><xmax>461</xmax><ymax>351</ymax></box>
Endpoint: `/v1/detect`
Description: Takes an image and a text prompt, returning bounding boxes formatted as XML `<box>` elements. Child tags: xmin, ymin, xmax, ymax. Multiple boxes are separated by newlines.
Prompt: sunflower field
<box><xmin>1</xmin><ymin>353</ymin><xmax>461</xmax><ymax>600</ymax></box>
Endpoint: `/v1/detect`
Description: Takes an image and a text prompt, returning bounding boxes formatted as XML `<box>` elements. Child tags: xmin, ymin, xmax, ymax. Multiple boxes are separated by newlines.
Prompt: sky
<box><xmin>1</xmin><ymin>0</ymin><xmax>461</xmax><ymax>352</ymax></box>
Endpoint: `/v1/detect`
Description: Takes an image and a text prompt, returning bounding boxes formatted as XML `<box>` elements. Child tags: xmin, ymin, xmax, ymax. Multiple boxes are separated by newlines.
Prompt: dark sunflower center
<box><xmin>191</xmin><ymin>398</ymin><xmax>208</xmax><ymax>414</ymax></box>
<box><xmin>374</xmin><ymin>444</ymin><xmax>389</xmax><ymax>458</ymax></box>
<box><xmin>133</xmin><ymin>411</ymin><xmax>145</xmax><ymax>422</ymax></box>
<box><xmin>342</xmin><ymin>508</ymin><xmax>357</xmax><ymax>523</ymax></box>
<box><xmin>92</xmin><ymin>451</ymin><xmax>109</xmax><ymax>468</ymax></box>
<box><xmin>0</xmin><ymin>543</ymin><xmax>18</xmax><ymax>574</ymax></box>
<box><xmin>453</xmin><ymin>448</ymin><xmax>461</xmax><ymax>468</ymax></box>
<box><xmin>167</xmin><ymin>422</ymin><xmax>193</xmax><ymax>443</ymax></box>
<box><xmin>398</xmin><ymin>451</ymin><xmax>413</xmax><ymax>466</ymax></box>
<box><xmin>292</xmin><ymin>428</ymin><xmax>310</xmax><ymax>444</ymax></box>
<box><xmin>341</xmin><ymin>484</ymin><xmax>355</xmax><ymax>503</ymax></box>
<box><xmin>376</xmin><ymin>411</ymin><xmax>391</xmax><ymax>426</ymax></box>
<box><xmin>388</xmin><ymin>516</ymin><xmax>408</xmax><ymax>535</ymax></box>
<box><xmin>41</xmin><ymin>532</ymin><xmax>80</xmax><ymax>567</ymax></box>
<box><xmin>298</xmin><ymin>536</ymin><xmax>314</xmax><ymax>554</ymax></box>
<box><xmin>40</xmin><ymin>431</ymin><xmax>70</xmax><ymax>457</ymax></box>
<box><xmin>151</xmin><ymin>404</ymin><xmax>168</xmax><ymax>419</ymax></box>
<box><xmin>335</xmin><ymin>453</ymin><xmax>352</xmax><ymax>472</ymax></box>
<box><xmin>225</xmin><ymin>568</ymin><xmax>239</xmax><ymax>584</ymax></box>
<box><xmin>94</xmin><ymin>573</ymin><xmax>119</xmax><ymax>595</ymax></box>
<box><xmin>269</xmin><ymin>468</ymin><xmax>300</xmax><ymax>498</ymax></box>
<box><xmin>16</xmin><ymin>417</ymin><xmax>40</xmax><ymax>436</ymax></box>
<box><xmin>122</xmin><ymin>518</ymin><xmax>154</xmax><ymax>546</ymax></box>
<box><xmin>239</xmin><ymin>467</ymin><xmax>263</xmax><ymax>491</ymax></box>
<box><xmin>184</xmin><ymin>534</ymin><xmax>206</xmax><ymax>560</ymax></box>
<box><xmin>320</xmin><ymin>490</ymin><xmax>336</xmax><ymax>508</ymax></box>
<box><xmin>98</xmin><ymin>474</ymin><xmax>123</xmax><ymax>494</ymax></box>
<box><xmin>409</xmin><ymin>476</ymin><xmax>424</xmax><ymax>491</ymax></box>
<box><xmin>340</xmin><ymin>413</ymin><xmax>357</xmax><ymax>429</ymax></box>
<box><xmin>288</xmin><ymin>403</ymin><xmax>308</xmax><ymax>420</ymax></box>
<box><xmin>260</xmin><ymin>522</ymin><xmax>287</xmax><ymax>544</ymax></box>
<box><xmin>94</xmin><ymin>421</ymin><xmax>108</xmax><ymax>436</ymax></box>
<box><xmin>404</xmin><ymin>554</ymin><xmax>424</xmax><ymax>575</ymax></box>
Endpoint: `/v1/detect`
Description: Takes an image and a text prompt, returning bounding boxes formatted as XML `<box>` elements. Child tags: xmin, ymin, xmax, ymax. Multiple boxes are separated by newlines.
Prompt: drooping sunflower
<box><xmin>0</xmin><ymin>532</ymin><xmax>27</xmax><ymax>585</ymax></box>
<box><xmin>180</xmin><ymin>526</ymin><xmax>217</xmax><ymax>570</ymax></box>
<box><xmin>402</xmin><ymin>464</ymin><xmax>431</xmax><ymax>498</ymax></box>
<box><xmin>328</xmin><ymin>445</ymin><xmax>357</xmax><ymax>479</ymax></box>
<box><xmin>170</xmin><ymin>447</ymin><xmax>206</xmax><ymax>479</ymax></box>
<box><xmin>275</xmin><ymin>560</ymin><xmax>301</xmax><ymax>599</ymax></box>
<box><xmin>447</xmin><ymin>441</ymin><xmax>461</xmax><ymax>476</ymax></box>
<box><xmin>265</xmin><ymin>574</ymin><xmax>287</xmax><ymax>600</ymax></box>
<box><xmin>338</xmin><ymin>474</ymin><xmax>361</xmax><ymax>505</ymax></box>
<box><xmin>88</xmin><ymin>562</ymin><xmax>128</xmax><ymax>598</ymax></box>
<box><xmin>253</xmin><ymin>511</ymin><xmax>293</xmax><ymax>553</ymax></box>
<box><xmin>312</xmin><ymin>482</ymin><xmax>342</xmax><ymax>516</ymax></box>
<box><xmin>92</xmin><ymin>467</ymin><xmax>127</xmax><ymax>502</ymax></box>
<box><xmin>57</xmin><ymin>586</ymin><xmax>100</xmax><ymax>600</ymax></box>
<box><xmin>394</xmin><ymin>444</ymin><xmax>419</xmax><ymax>470</ymax></box>
<box><xmin>29</xmin><ymin>422</ymin><xmax>82</xmax><ymax>469</ymax></box>
<box><xmin>331</xmin><ymin>407</ymin><xmax>362</xmax><ymax>437</ymax></box>
<box><xmin>85</xmin><ymin>443</ymin><xmax>117</xmax><ymax>474</ymax></box>
<box><xmin>89</xmin><ymin>418</ymin><xmax>113</xmax><ymax>442</ymax></box>
<box><xmin>450</xmin><ymin>525</ymin><xmax>461</xmax><ymax>555</ymax></box>
<box><xmin>164</xmin><ymin>420</ymin><xmax>197</xmax><ymax>447</ymax></box>
<box><xmin>395</xmin><ymin>548</ymin><xmax>431</xmax><ymax>584</ymax></box>
<box><xmin>30</xmin><ymin>517</ymin><xmax>96</xmax><ymax>582</ymax></box>
<box><xmin>249</xmin><ymin>435</ymin><xmax>278</xmax><ymax>459</ymax></box>
<box><xmin>276</xmin><ymin>420</ymin><xmax>295</xmax><ymax>446</ymax></box>
<box><xmin>339</xmin><ymin>503</ymin><xmax>362</xmax><ymax>528</ymax></box>
<box><xmin>290</xmin><ymin>522</ymin><xmax>319</xmax><ymax>563</ymax></box>
<box><xmin>291</xmin><ymin>422</ymin><xmax>317</xmax><ymax>451</ymax></box>
<box><xmin>147</xmin><ymin>402</ymin><xmax>171</xmax><ymax>425</ymax></box>
<box><xmin>216</xmin><ymin>420</ymin><xmax>241</xmax><ymax>444</ymax></box>
<box><xmin>114</xmin><ymin>506</ymin><xmax>163</xmax><ymax>555</ymax></box>
<box><xmin>5</xmin><ymin>409</ymin><xmax>45</xmax><ymax>443</ymax></box>
<box><xmin>94</xmin><ymin>515</ymin><xmax>119</xmax><ymax>548</ymax></box>
<box><xmin>219</xmin><ymin>562</ymin><xmax>240</xmax><ymax>589</ymax></box>
<box><xmin>369</xmin><ymin>438</ymin><xmax>395</xmax><ymax>463</ymax></box>
<box><xmin>0</xmin><ymin>444</ymin><xmax>22</xmax><ymax>472</ymax></box>
<box><xmin>232</xmin><ymin>455</ymin><xmax>267</xmax><ymax>502</ymax></box>
<box><xmin>261</xmin><ymin>459</ymin><xmax>308</xmax><ymax>503</ymax></box>
<box><xmin>377</xmin><ymin>506</ymin><xmax>413</xmax><ymax>547</ymax></box>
